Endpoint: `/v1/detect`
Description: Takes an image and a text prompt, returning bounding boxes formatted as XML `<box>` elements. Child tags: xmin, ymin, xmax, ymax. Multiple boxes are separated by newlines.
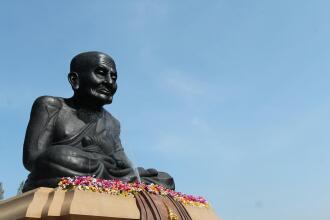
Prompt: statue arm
<box><xmin>23</xmin><ymin>96</ymin><xmax>61</xmax><ymax>171</ymax></box>
<box><xmin>111</xmin><ymin>119</ymin><xmax>132</xmax><ymax>169</ymax></box>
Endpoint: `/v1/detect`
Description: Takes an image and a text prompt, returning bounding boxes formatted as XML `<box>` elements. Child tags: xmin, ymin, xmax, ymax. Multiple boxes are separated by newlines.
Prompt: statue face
<box><xmin>77</xmin><ymin>54</ymin><xmax>117</xmax><ymax>106</ymax></box>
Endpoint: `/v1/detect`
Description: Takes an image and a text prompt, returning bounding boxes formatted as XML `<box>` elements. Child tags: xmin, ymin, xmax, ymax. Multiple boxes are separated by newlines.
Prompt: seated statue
<box><xmin>22</xmin><ymin>51</ymin><xmax>175</xmax><ymax>192</ymax></box>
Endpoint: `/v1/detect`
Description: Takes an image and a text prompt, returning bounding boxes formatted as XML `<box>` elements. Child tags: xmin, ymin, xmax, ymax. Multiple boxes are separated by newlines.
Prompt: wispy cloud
<box><xmin>159</xmin><ymin>69</ymin><xmax>207</xmax><ymax>98</ymax></box>
<box><xmin>151</xmin><ymin>116</ymin><xmax>225</xmax><ymax>159</ymax></box>
<box><xmin>130</xmin><ymin>0</ymin><xmax>169</xmax><ymax>29</ymax></box>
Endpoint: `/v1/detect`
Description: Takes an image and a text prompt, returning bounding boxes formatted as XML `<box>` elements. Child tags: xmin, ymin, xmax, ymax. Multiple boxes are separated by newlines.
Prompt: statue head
<box><xmin>68</xmin><ymin>51</ymin><xmax>117</xmax><ymax>107</ymax></box>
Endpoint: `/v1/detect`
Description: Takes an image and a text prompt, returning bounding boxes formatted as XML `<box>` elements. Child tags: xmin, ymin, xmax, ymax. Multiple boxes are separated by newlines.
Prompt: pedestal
<box><xmin>0</xmin><ymin>188</ymin><xmax>220</xmax><ymax>220</ymax></box>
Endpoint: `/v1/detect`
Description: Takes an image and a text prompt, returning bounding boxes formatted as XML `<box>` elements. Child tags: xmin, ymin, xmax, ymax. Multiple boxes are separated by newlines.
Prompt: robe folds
<box><xmin>23</xmin><ymin>97</ymin><xmax>174</xmax><ymax>192</ymax></box>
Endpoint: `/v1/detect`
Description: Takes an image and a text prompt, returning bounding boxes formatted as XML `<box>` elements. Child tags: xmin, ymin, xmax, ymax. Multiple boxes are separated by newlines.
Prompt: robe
<box><xmin>23</xmin><ymin>97</ymin><xmax>174</xmax><ymax>192</ymax></box>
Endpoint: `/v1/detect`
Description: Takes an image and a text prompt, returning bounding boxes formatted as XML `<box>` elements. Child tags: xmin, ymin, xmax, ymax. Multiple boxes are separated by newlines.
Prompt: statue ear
<box><xmin>68</xmin><ymin>72</ymin><xmax>80</xmax><ymax>90</ymax></box>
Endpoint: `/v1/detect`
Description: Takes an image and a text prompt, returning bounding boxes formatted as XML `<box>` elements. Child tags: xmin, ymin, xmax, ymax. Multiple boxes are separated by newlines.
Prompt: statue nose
<box><xmin>105</xmin><ymin>74</ymin><xmax>113</xmax><ymax>84</ymax></box>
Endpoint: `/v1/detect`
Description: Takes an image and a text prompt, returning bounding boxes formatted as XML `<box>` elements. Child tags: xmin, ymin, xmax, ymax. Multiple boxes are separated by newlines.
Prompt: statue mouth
<box><xmin>97</xmin><ymin>87</ymin><xmax>111</xmax><ymax>95</ymax></box>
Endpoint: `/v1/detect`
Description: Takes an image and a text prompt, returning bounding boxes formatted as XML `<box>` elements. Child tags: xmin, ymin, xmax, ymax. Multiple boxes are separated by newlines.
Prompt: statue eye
<box><xmin>96</xmin><ymin>68</ymin><xmax>107</xmax><ymax>75</ymax></box>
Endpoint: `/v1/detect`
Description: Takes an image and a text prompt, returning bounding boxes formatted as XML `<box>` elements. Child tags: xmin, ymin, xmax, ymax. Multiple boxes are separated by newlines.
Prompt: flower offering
<box><xmin>58</xmin><ymin>176</ymin><xmax>209</xmax><ymax>208</ymax></box>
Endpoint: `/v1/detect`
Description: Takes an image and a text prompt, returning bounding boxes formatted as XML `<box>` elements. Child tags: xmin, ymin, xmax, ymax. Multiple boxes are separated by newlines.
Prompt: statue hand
<box><xmin>82</xmin><ymin>136</ymin><xmax>93</xmax><ymax>147</ymax></box>
<box><xmin>81</xmin><ymin>136</ymin><xmax>106</xmax><ymax>154</ymax></box>
<box><xmin>115</xmin><ymin>159</ymin><xmax>131</xmax><ymax>169</ymax></box>
<box><xmin>82</xmin><ymin>135</ymin><xmax>107</xmax><ymax>148</ymax></box>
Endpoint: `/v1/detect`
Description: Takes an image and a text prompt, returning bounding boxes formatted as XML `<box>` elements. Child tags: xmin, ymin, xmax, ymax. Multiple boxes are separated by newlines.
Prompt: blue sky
<box><xmin>0</xmin><ymin>1</ymin><xmax>330</xmax><ymax>219</ymax></box>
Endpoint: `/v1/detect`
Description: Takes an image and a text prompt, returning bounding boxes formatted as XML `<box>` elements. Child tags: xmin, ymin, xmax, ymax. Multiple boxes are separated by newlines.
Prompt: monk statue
<box><xmin>22</xmin><ymin>51</ymin><xmax>175</xmax><ymax>192</ymax></box>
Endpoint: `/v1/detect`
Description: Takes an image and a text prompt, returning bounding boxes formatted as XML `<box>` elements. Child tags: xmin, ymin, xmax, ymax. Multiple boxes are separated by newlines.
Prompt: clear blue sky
<box><xmin>0</xmin><ymin>1</ymin><xmax>329</xmax><ymax>219</ymax></box>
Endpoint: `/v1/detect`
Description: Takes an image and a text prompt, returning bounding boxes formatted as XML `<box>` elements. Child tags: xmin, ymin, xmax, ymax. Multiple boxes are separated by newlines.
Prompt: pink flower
<box><xmin>58</xmin><ymin>176</ymin><xmax>209</xmax><ymax>208</ymax></box>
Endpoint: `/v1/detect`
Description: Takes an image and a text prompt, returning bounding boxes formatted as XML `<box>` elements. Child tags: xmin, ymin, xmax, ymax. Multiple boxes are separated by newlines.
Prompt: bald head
<box><xmin>68</xmin><ymin>51</ymin><xmax>118</xmax><ymax>106</ymax></box>
<box><xmin>70</xmin><ymin>51</ymin><xmax>116</xmax><ymax>74</ymax></box>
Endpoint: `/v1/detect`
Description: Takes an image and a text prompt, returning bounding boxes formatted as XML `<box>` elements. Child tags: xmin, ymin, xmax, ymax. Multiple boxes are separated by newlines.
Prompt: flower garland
<box><xmin>58</xmin><ymin>176</ymin><xmax>209</xmax><ymax>208</ymax></box>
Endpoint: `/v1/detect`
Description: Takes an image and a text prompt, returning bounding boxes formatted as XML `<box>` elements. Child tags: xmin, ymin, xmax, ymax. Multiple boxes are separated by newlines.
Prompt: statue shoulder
<box><xmin>33</xmin><ymin>96</ymin><xmax>62</xmax><ymax>107</ymax></box>
<box><xmin>104</xmin><ymin>110</ymin><xmax>121</xmax><ymax>128</ymax></box>
<box><xmin>32</xmin><ymin>96</ymin><xmax>63</xmax><ymax>113</ymax></box>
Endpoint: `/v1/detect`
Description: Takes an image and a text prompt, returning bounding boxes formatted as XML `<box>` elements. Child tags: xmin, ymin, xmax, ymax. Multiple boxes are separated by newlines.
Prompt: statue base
<box><xmin>0</xmin><ymin>187</ymin><xmax>220</xmax><ymax>220</ymax></box>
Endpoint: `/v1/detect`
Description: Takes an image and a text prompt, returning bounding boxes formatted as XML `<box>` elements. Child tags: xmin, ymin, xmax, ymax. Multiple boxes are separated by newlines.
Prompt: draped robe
<box><xmin>23</xmin><ymin>96</ymin><xmax>175</xmax><ymax>192</ymax></box>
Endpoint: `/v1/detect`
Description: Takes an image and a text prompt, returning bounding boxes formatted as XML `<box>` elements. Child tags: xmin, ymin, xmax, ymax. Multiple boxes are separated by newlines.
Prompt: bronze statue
<box><xmin>22</xmin><ymin>51</ymin><xmax>174</xmax><ymax>192</ymax></box>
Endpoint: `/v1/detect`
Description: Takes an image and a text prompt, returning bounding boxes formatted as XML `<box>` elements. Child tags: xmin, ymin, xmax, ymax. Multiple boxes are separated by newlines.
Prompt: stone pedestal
<box><xmin>0</xmin><ymin>188</ymin><xmax>220</xmax><ymax>220</ymax></box>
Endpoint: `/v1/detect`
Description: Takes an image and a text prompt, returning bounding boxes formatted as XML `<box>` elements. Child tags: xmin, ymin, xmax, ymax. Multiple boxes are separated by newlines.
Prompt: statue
<box><xmin>22</xmin><ymin>51</ymin><xmax>175</xmax><ymax>192</ymax></box>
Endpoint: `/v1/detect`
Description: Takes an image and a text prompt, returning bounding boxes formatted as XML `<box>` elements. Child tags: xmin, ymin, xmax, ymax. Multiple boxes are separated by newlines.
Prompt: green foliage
<box><xmin>17</xmin><ymin>181</ymin><xmax>25</xmax><ymax>195</ymax></box>
<box><xmin>0</xmin><ymin>182</ymin><xmax>4</xmax><ymax>200</ymax></box>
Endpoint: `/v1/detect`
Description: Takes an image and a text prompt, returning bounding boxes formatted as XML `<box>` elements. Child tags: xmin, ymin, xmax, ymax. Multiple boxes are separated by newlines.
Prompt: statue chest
<box><xmin>51</xmin><ymin>108</ymin><xmax>116</xmax><ymax>145</ymax></box>
<box><xmin>53</xmin><ymin>110</ymin><xmax>87</xmax><ymax>143</ymax></box>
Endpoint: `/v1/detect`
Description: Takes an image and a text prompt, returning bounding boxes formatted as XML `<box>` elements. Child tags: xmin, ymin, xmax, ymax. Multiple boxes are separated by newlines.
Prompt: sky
<box><xmin>0</xmin><ymin>0</ymin><xmax>329</xmax><ymax>219</ymax></box>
